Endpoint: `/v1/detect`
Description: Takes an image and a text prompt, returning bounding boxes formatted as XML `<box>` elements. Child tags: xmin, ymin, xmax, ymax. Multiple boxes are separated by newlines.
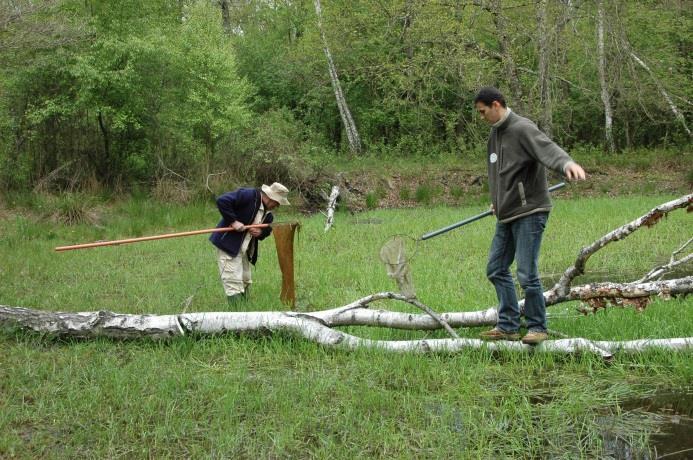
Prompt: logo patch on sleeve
<box><xmin>490</xmin><ymin>153</ymin><xmax>497</xmax><ymax>163</ymax></box>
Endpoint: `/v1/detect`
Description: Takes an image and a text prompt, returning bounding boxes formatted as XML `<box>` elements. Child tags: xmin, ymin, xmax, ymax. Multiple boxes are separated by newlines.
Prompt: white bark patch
<box><xmin>4</xmin><ymin>304</ymin><xmax>693</xmax><ymax>358</ymax></box>
<box><xmin>324</xmin><ymin>185</ymin><xmax>339</xmax><ymax>232</ymax></box>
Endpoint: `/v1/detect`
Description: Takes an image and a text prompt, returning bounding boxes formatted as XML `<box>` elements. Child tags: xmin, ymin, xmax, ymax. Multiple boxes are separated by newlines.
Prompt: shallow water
<box><xmin>600</xmin><ymin>390</ymin><xmax>693</xmax><ymax>460</ymax></box>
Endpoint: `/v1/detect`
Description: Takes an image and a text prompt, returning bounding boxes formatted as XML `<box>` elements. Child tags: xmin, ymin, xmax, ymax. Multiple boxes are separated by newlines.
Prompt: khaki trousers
<box><xmin>216</xmin><ymin>248</ymin><xmax>252</xmax><ymax>296</ymax></box>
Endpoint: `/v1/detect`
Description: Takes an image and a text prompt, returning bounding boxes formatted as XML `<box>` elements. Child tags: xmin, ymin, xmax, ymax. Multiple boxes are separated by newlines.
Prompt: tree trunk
<box><xmin>324</xmin><ymin>185</ymin><xmax>339</xmax><ymax>232</ymax></box>
<box><xmin>597</xmin><ymin>0</ymin><xmax>615</xmax><ymax>152</ymax></box>
<box><xmin>219</xmin><ymin>0</ymin><xmax>232</xmax><ymax>34</ymax></box>
<box><xmin>97</xmin><ymin>110</ymin><xmax>111</xmax><ymax>181</ymax></box>
<box><xmin>489</xmin><ymin>0</ymin><xmax>525</xmax><ymax>114</ymax></box>
<box><xmin>313</xmin><ymin>0</ymin><xmax>362</xmax><ymax>154</ymax></box>
<box><xmin>3</xmin><ymin>298</ymin><xmax>692</xmax><ymax>359</ymax></box>
<box><xmin>628</xmin><ymin>50</ymin><xmax>691</xmax><ymax>137</ymax></box>
<box><xmin>536</xmin><ymin>0</ymin><xmax>552</xmax><ymax>137</ymax></box>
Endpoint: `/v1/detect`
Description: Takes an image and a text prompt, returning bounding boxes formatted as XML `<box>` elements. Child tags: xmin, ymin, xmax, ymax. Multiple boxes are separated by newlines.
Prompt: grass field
<box><xmin>1</xmin><ymin>194</ymin><xmax>692</xmax><ymax>458</ymax></box>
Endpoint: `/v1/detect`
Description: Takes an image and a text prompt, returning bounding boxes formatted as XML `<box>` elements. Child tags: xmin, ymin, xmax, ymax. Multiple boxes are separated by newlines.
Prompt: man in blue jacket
<box><xmin>210</xmin><ymin>182</ymin><xmax>290</xmax><ymax>307</ymax></box>
<box><xmin>474</xmin><ymin>87</ymin><xmax>586</xmax><ymax>344</ymax></box>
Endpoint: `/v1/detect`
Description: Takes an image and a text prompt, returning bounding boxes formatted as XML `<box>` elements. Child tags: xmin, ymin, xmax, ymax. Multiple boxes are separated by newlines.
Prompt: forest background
<box><xmin>0</xmin><ymin>0</ymin><xmax>690</xmax><ymax>201</ymax></box>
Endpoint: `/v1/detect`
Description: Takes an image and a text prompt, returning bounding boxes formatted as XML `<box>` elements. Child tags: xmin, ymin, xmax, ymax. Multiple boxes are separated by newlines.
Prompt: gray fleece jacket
<box><xmin>487</xmin><ymin>111</ymin><xmax>574</xmax><ymax>223</ymax></box>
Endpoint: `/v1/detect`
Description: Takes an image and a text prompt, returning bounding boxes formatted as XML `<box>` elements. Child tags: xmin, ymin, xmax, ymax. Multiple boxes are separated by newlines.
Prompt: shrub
<box><xmin>450</xmin><ymin>185</ymin><xmax>465</xmax><ymax>200</ymax></box>
<box><xmin>415</xmin><ymin>183</ymin><xmax>438</xmax><ymax>204</ymax></box>
<box><xmin>221</xmin><ymin>108</ymin><xmax>321</xmax><ymax>190</ymax></box>
<box><xmin>151</xmin><ymin>179</ymin><xmax>195</xmax><ymax>204</ymax></box>
<box><xmin>44</xmin><ymin>193</ymin><xmax>101</xmax><ymax>226</ymax></box>
<box><xmin>365</xmin><ymin>192</ymin><xmax>379</xmax><ymax>209</ymax></box>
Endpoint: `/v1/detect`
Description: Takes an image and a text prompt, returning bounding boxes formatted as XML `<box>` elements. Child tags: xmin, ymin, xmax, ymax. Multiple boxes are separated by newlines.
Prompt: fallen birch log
<box><xmin>2</xmin><ymin>277</ymin><xmax>689</xmax><ymax>339</ymax></box>
<box><xmin>2</xmin><ymin>304</ymin><xmax>692</xmax><ymax>358</ymax></box>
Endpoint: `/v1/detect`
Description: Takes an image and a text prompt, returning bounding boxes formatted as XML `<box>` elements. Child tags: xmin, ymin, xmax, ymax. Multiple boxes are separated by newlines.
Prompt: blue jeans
<box><xmin>486</xmin><ymin>212</ymin><xmax>548</xmax><ymax>333</ymax></box>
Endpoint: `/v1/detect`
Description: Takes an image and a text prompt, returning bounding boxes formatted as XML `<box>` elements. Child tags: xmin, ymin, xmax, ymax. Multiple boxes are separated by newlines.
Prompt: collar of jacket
<box><xmin>494</xmin><ymin>109</ymin><xmax>514</xmax><ymax>131</ymax></box>
<box><xmin>252</xmin><ymin>188</ymin><xmax>261</xmax><ymax>218</ymax></box>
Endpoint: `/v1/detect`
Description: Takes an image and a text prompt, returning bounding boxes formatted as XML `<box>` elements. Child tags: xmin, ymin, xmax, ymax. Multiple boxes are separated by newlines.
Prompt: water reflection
<box><xmin>599</xmin><ymin>390</ymin><xmax>693</xmax><ymax>459</ymax></box>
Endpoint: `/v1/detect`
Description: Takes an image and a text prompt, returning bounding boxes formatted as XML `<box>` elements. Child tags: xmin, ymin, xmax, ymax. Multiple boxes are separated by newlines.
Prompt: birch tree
<box><xmin>597</xmin><ymin>0</ymin><xmax>615</xmax><ymax>152</ymax></box>
<box><xmin>627</xmin><ymin>49</ymin><xmax>691</xmax><ymax>138</ymax></box>
<box><xmin>313</xmin><ymin>0</ymin><xmax>362</xmax><ymax>154</ymax></box>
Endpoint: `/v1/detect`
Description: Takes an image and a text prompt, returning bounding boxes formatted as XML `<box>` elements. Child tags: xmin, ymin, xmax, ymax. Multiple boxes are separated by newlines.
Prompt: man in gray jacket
<box><xmin>474</xmin><ymin>87</ymin><xmax>586</xmax><ymax>344</ymax></box>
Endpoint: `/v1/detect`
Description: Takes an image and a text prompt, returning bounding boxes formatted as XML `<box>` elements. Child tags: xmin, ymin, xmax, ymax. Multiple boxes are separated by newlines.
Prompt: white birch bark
<box><xmin>553</xmin><ymin>194</ymin><xmax>692</xmax><ymax>296</ymax></box>
<box><xmin>2</xmin><ymin>277</ymin><xmax>690</xmax><ymax>337</ymax></box>
<box><xmin>4</xmin><ymin>304</ymin><xmax>693</xmax><ymax>358</ymax></box>
<box><xmin>597</xmin><ymin>0</ymin><xmax>615</xmax><ymax>152</ymax></box>
<box><xmin>323</xmin><ymin>185</ymin><xmax>339</xmax><ymax>232</ymax></box>
<box><xmin>0</xmin><ymin>306</ymin><xmax>184</xmax><ymax>339</ymax></box>
<box><xmin>313</xmin><ymin>0</ymin><xmax>362</xmax><ymax>154</ymax></box>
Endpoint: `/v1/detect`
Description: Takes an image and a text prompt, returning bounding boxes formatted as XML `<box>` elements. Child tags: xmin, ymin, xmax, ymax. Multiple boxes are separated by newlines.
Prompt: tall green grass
<box><xmin>1</xmin><ymin>195</ymin><xmax>691</xmax><ymax>458</ymax></box>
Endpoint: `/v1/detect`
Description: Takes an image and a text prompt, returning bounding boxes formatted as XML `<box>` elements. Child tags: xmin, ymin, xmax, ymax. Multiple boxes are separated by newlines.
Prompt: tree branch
<box><xmin>553</xmin><ymin>194</ymin><xmax>692</xmax><ymax>296</ymax></box>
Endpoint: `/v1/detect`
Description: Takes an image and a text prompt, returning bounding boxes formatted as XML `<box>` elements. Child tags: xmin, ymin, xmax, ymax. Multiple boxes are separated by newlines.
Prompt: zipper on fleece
<box><xmin>495</xmin><ymin>130</ymin><xmax>502</xmax><ymax>215</ymax></box>
<box><xmin>518</xmin><ymin>182</ymin><xmax>527</xmax><ymax>206</ymax></box>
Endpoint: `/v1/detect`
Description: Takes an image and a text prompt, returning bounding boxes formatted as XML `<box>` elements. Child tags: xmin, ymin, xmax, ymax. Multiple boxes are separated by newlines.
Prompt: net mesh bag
<box><xmin>379</xmin><ymin>236</ymin><xmax>416</xmax><ymax>298</ymax></box>
<box><xmin>273</xmin><ymin>222</ymin><xmax>300</xmax><ymax>308</ymax></box>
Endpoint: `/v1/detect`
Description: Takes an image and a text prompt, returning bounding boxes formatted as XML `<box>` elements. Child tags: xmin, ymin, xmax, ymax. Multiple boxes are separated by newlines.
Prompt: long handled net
<box><xmin>273</xmin><ymin>222</ymin><xmax>301</xmax><ymax>308</ymax></box>
<box><xmin>378</xmin><ymin>235</ymin><xmax>418</xmax><ymax>299</ymax></box>
<box><xmin>378</xmin><ymin>234</ymin><xmax>459</xmax><ymax>338</ymax></box>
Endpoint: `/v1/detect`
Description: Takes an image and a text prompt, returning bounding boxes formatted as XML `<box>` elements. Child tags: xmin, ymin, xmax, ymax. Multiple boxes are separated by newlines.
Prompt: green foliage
<box><xmin>222</xmin><ymin>108</ymin><xmax>324</xmax><ymax>190</ymax></box>
<box><xmin>450</xmin><ymin>185</ymin><xmax>465</xmax><ymax>200</ymax></box>
<box><xmin>365</xmin><ymin>191</ymin><xmax>379</xmax><ymax>209</ymax></box>
<box><xmin>1</xmin><ymin>0</ymin><xmax>253</xmax><ymax>190</ymax></box>
<box><xmin>1</xmin><ymin>0</ymin><xmax>691</xmax><ymax>192</ymax></box>
<box><xmin>415</xmin><ymin>183</ymin><xmax>440</xmax><ymax>204</ymax></box>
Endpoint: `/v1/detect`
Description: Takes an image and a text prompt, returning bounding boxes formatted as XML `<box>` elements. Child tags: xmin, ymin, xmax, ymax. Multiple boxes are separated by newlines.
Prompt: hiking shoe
<box><xmin>479</xmin><ymin>327</ymin><xmax>521</xmax><ymax>341</ymax></box>
<box><xmin>522</xmin><ymin>331</ymin><xmax>548</xmax><ymax>345</ymax></box>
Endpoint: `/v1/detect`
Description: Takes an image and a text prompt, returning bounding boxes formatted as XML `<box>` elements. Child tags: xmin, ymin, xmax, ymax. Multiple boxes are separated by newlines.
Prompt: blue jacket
<box><xmin>209</xmin><ymin>188</ymin><xmax>273</xmax><ymax>264</ymax></box>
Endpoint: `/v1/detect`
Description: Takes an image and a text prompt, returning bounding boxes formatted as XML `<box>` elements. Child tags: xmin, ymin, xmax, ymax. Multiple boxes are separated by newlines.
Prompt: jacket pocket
<box><xmin>518</xmin><ymin>182</ymin><xmax>527</xmax><ymax>206</ymax></box>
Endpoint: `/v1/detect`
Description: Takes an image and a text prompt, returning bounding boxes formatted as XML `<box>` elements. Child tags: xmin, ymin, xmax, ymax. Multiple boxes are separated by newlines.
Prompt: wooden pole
<box><xmin>54</xmin><ymin>224</ymin><xmax>270</xmax><ymax>252</ymax></box>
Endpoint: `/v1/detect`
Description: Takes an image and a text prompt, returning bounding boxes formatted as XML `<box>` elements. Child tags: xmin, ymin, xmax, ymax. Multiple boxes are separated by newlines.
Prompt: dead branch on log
<box><xmin>324</xmin><ymin>185</ymin><xmax>339</xmax><ymax>232</ymax></box>
<box><xmin>637</xmin><ymin>237</ymin><xmax>693</xmax><ymax>283</ymax></box>
<box><xmin>553</xmin><ymin>194</ymin><xmax>692</xmax><ymax>297</ymax></box>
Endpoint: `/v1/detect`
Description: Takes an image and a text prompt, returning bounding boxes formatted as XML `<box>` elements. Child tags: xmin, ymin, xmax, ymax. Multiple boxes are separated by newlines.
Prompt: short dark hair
<box><xmin>474</xmin><ymin>87</ymin><xmax>507</xmax><ymax>108</ymax></box>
